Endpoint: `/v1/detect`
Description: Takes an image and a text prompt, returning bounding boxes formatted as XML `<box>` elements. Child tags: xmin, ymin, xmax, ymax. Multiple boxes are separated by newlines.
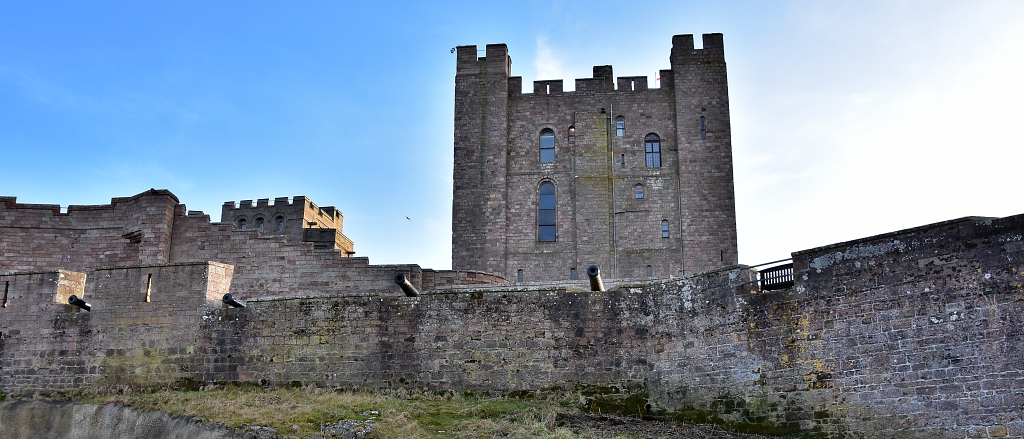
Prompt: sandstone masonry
<box><xmin>452</xmin><ymin>34</ymin><xmax>739</xmax><ymax>282</ymax></box>
<box><xmin>1</xmin><ymin>199</ymin><xmax>1021</xmax><ymax>438</ymax></box>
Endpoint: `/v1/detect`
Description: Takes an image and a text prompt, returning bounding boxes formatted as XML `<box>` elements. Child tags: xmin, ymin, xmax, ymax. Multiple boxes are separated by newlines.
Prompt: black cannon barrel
<box><xmin>587</xmin><ymin>265</ymin><xmax>604</xmax><ymax>292</ymax></box>
<box><xmin>222</xmin><ymin>293</ymin><xmax>246</xmax><ymax>308</ymax></box>
<box><xmin>68</xmin><ymin>295</ymin><xmax>91</xmax><ymax>311</ymax></box>
<box><xmin>394</xmin><ymin>273</ymin><xmax>420</xmax><ymax>297</ymax></box>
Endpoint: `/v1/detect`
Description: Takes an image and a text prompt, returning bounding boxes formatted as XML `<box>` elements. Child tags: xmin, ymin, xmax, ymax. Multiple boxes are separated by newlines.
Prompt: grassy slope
<box><xmin>75</xmin><ymin>385</ymin><xmax>779</xmax><ymax>439</ymax></box>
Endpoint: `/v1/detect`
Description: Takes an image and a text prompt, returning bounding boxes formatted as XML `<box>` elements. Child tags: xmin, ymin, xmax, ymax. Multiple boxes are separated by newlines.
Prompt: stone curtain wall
<box><xmin>0</xmin><ymin>213</ymin><xmax>1021</xmax><ymax>437</ymax></box>
<box><xmin>0</xmin><ymin>190</ymin><xmax>180</xmax><ymax>273</ymax></box>
<box><xmin>1</xmin><ymin>190</ymin><xmax>504</xmax><ymax>301</ymax></box>
<box><xmin>168</xmin><ymin>214</ymin><xmax>504</xmax><ymax>298</ymax></box>
<box><xmin>0</xmin><ymin>262</ymin><xmax>231</xmax><ymax>395</ymax></box>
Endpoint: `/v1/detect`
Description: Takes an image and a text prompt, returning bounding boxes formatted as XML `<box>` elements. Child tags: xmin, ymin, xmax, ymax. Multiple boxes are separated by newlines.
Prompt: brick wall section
<box><xmin>2</xmin><ymin>191</ymin><xmax>502</xmax><ymax>301</ymax></box>
<box><xmin>649</xmin><ymin>214</ymin><xmax>1024</xmax><ymax>437</ymax></box>
<box><xmin>0</xmin><ymin>190</ymin><xmax>179</xmax><ymax>273</ymax></box>
<box><xmin>0</xmin><ymin>262</ymin><xmax>231</xmax><ymax>395</ymax></box>
<box><xmin>452</xmin><ymin>34</ymin><xmax>739</xmax><ymax>282</ymax></box>
<box><xmin>167</xmin><ymin>213</ymin><xmax>503</xmax><ymax>298</ymax></box>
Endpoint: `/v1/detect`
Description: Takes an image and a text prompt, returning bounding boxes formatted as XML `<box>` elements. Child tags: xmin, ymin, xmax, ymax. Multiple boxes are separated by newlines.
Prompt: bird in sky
<box><xmin>405</xmin><ymin>216</ymin><xmax>411</xmax><ymax>221</ymax></box>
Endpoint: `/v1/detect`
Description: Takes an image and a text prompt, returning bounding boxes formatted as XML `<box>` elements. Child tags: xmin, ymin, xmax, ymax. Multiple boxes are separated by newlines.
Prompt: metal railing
<box><xmin>758</xmin><ymin>263</ymin><xmax>794</xmax><ymax>291</ymax></box>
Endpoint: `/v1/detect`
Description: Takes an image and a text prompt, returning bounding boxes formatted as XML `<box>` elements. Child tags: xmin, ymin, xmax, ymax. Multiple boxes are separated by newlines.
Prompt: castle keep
<box><xmin>453</xmin><ymin>34</ymin><xmax>738</xmax><ymax>282</ymax></box>
<box><xmin>0</xmin><ymin>34</ymin><xmax>1022</xmax><ymax>438</ymax></box>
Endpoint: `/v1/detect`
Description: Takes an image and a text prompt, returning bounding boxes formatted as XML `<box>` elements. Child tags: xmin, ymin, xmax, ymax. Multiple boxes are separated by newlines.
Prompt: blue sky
<box><xmin>2</xmin><ymin>1</ymin><xmax>1022</xmax><ymax>270</ymax></box>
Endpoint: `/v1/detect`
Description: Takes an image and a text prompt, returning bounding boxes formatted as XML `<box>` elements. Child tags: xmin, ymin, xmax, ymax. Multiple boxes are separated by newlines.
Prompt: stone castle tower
<box><xmin>452</xmin><ymin>34</ymin><xmax>738</xmax><ymax>281</ymax></box>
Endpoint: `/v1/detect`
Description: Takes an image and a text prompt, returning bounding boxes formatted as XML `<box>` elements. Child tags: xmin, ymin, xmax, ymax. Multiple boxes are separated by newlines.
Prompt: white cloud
<box><xmin>533</xmin><ymin>36</ymin><xmax>565</xmax><ymax>84</ymax></box>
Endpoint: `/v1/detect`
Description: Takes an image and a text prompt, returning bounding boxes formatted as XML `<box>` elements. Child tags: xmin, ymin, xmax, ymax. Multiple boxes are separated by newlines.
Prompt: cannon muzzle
<box><xmin>587</xmin><ymin>265</ymin><xmax>604</xmax><ymax>292</ymax></box>
<box><xmin>222</xmin><ymin>293</ymin><xmax>246</xmax><ymax>308</ymax></box>
<box><xmin>394</xmin><ymin>273</ymin><xmax>420</xmax><ymax>297</ymax></box>
<box><xmin>68</xmin><ymin>295</ymin><xmax>92</xmax><ymax>311</ymax></box>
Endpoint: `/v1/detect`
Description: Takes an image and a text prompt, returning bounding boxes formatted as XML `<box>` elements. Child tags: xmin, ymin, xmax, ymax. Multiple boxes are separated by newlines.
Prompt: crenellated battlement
<box><xmin>221</xmin><ymin>195</ymin><xmax>308</xmax><ymax>211</ymax></box>
<box><xmin>220</xmin><ymin>195</ymin><xmax>352</xmax><ymax>255</ymax></box>
<box><xmin>671</xmin><ymin>33</ymin><xmax>725</xmax><ymax>64</ymax></box>
<box><xmin>455</xmin><ymin>43</ymin><xmax>511</xmax><ymax>77</ymax></box>
<box><xmin>518</xmin><ymin>64</ymin><xmax>665</xmax><ymax>96</ymax></box>
<box><xmin>495</xmin><ymin>34</ymin><xmax>722</xmax><ymax>97</ymax></box>
<box><xmin>0</xmin><ymin>189</ymin><xmax>179</xmax><ymax>217</ymax></box>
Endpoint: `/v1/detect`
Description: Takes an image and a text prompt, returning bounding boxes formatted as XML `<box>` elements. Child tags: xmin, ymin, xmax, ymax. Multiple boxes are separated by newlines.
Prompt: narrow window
<box><xmin>615</xmin><ymin>116</ymin><xmax>625</xmax><ymax>136</ymax></box>
<box><xmin>540</xmin><ymin>130</ymin><xmax>555</xmax><ymax>162</ymax></box>
<box><xmin>145</xmin><ymin>273</ymin><xmax>152</xmax><ymax>303</ymax></box>
<box><xmin>237</xmin><ymin>218</ymin><xmax>247</xmax><ymax>230</ymax></box>
<box><xmin>570</xmin><ymin>268</ymin><xmax>577</xmax><ymax>280</ymax></box>
<box><xmin>275</xmin><ymin>216</ymin><xmax>285</xmax><ymax>231</ymax></box>
<box><xmin>517</xmin><ymin>269</ymin><xmax>524</xmax><ymax>283</ymax></box>
<box><xmin>661</xmin><ymin>220</ymin><xmax>670</xmax><ymax>238</ymax></box>
<box><xmin>635</xmin><ymin>184</ymin><xmax>644</xmax><ymax>199</ymax></box>
<box><xmin>700</xmin><ymin>116</ymin><xmax>706</xmax><ymax>140</ymax></box>
<box><xmin>3</xmin><ymin>281</ymin><xmax>8</xmax><ymax>308</ymax></box>
<box><xmin>568</xmin><ymin>125</ymin><xmax>576</xmax><ymax>143</ymax></box>
<box><xmin>645</xmin><ymin>134</ymin><xmax>661</xmax><ymax>167</ymax></box>
<box><xmin>620</xmin><ymin>154</ymin><xmax>625</xmax><ymax>169</ymax></box>
<box><xmin>256</xmin><ymin>218</ymin><xmax>265</xmax><ymax>232</ymax></box>
<box><xmin>646</xmin><ymin>265</ymin><xmax>653</xmax><ymax>278</ymax></box>
<box><xmin>538</xmin><ymin>182</ymin><xmax>556</xmax><ymax>242</ymax></box>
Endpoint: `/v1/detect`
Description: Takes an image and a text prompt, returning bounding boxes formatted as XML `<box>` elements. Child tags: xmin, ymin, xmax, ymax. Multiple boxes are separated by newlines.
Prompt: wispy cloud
<box><xmin>533</xmin><ymin>36</ymin><xmax>564</xmax><ymax>82</ymax></box>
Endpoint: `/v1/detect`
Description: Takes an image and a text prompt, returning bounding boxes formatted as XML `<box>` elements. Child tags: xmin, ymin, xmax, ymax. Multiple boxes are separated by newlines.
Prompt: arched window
<box><xmin>700</xmin><ymin>116</ymin><xmax>707</xmax><ymax>140</ymax></box>
<box><xmin>275</xmin><ymin>216</ymin><xmax>285</xmax><ymax>231</ymax></box>
<box><xmin>568</xmin><ymin>125</ymin><xmax>576</xmax><ymax>142</ymax></box>
<box><xmin>635</xmin><ymin>184</ymin><xmax>644</xmax><ymax>199</ymax></box>
<box><xmin>570</xmin><ymin>268</ymin><xmax>578</xmax><ymax>280</ymax></box>
<box><xmin>538</xmin><ymin>182</ymin><xmax>556</xmax><ymax>242</ymax></box>
<box><xmin>237</xmin><ymin>218</ymin><xmax>248</xmax><ymax>230</ymax></box>
<box><xmin>661</xmin><ymin>220</ymin><xmax>670</xmax><ymax>238</ymax></box>
<box><xmin>615</xmin><ymin>116</ymin><xmax>625</xmax><ymax>137</ymax></box>
<box><xmin>646</xmin><ymin>265</ymin><xmax>653</xmax><ymax>278</ymax></box>
<box><xmin>517</xmin><ymin>269</ymin><xmax>524</xmax><ymax>283</ymax></box>
<box><xmin>645</xmin><ymin>134</ymin><xmax>661</xmax><ymax>167</ymax></box>
<box><xmin>255</xmin><ymin>218</ymin><xmax>265</xmax><ymax>232</ymax></box>
<box><xmin>540</xmin><ymin>130</ymin><xmax>555</xmax><ymax>162</ymax></box>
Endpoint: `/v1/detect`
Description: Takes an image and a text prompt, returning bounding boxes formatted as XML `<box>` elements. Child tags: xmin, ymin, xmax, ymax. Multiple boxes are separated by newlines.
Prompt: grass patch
<box><xmin>75</xmin><ymin>384</ymin><xmax>635</xmax><ymax>439</ymax></box>
<box><xmin>67</xmin><ymin>385</ymin><xmax>783</xmax><ymax>438</ymax></box>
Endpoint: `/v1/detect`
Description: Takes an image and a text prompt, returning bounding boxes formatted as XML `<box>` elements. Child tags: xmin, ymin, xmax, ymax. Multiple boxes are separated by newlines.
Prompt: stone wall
<box><xmin>0</xmin><ymin>190</ymin><xmax>179</xmax><ymax>273</ymax></box>
<box><xmin>0</xmin><ymin>262</ymin><xmax>231</xmax><ymax>395</ymax></box>
<box><xmin>1</xmin><ymin>208</ymin><xmax>1022</xmax><ymax>437</ymax></box>
<box><xmin>0</xmin><ymin>400</ymin><xmax>240</xmax><ymax>439</ymax></box>
<box><xmin>1</xmin><ymin>190</ymin><xmax>505</xmax><ymax>301</ymax></box>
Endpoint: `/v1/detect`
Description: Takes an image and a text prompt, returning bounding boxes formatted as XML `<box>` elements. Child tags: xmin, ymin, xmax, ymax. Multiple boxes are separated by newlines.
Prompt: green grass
<box><xmin>77</xmin><ymin>384</ymin><xmax>637</xmax><ymax>439</ymax></box>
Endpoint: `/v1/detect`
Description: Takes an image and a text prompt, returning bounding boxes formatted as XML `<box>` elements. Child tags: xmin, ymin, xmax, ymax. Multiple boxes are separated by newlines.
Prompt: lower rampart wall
<box><xmin>168</xmin><ymin>214</ymin><xmax>506</xmax><ymax>298</ymax></box>
<box><xmin>1</xmin><ymin>215</ymin><xmax>1022</xmax><ymax>438</ymax></box>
